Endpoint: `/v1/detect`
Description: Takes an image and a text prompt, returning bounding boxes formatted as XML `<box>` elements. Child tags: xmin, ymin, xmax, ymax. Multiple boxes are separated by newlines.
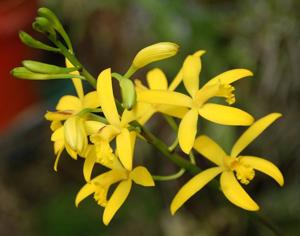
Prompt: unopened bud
<box><xmin>11</xmin><ymin>67</ymin><xmax>84</xmax><ymax>80</ymax></box>
<box><xmin>33</xmin><ymin>17</ymin><xmax>56</xmax><ymax>36</ymax></box>
<box><xmin>64</xmin><ymin>116</ymin><xmax>88</xmax><ymax>155</ymax></box>
<box><xmin>120</xmin><ymin>78</ymin><xmax>136</xmax><ymax>110</ymax></box>
<box><xmin>19</xmin><ymin>31</ymin><xmax>59</xmax><ymax>52</ymax></box>
<box><xmin>23</xmin><ymin>60</ymin><xmax>77</xmax><ymax>74</ymax></box>
<box><xmin>132</xmin><ymin>42</ymin><xmax>179</xmax><ymax>69</ymax></box>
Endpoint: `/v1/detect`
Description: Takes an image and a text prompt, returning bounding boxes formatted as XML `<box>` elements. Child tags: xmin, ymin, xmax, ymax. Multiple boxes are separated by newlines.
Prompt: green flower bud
<box><xmin>22</xmin><ymin>60</ymin><xmax>77</xmax><ymax>74</ymax></box>
<box><xmin>120</xmin><ymin>78</ymin><xmax>136</xmax><ymax>110</ymax></box>
<box><xmin>38</xmin><ymin>7</ymin><xmax>73</xmax><ymax>51</ymax></box>
<box><xmin>19</xmin><ymin>31</ymin><xmax>59</xmax><ymax>52</ymax></box>
<box><xmin>11</xmin><ymin>67</ymin><xmax>85</xmax><ymax>80</ymax></box>
<box><xmin>32</xmin><ymin>17</ymin><xmax>56</xmax><ymax>36</ymax></box>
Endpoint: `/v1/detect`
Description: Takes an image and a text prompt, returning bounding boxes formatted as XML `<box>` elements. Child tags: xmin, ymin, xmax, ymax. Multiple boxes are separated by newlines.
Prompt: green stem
<box><xmin>132</xmin><ymin>121</ymin><xmax>200</xmax><ymax>175</ymax></box>
<box><xmin>111</xmin><ymin>72</ymin><xmax>123</xmax><ymax>81</ymax></box>
<box><xmin>49</xmin><ymin>37</ymin><xmax>97</xmax><ymax>88</ymax></box>
<box><xmin>163</xmin><ymin>115</ymin><xmax>178</xmax><ymax>131</ymax></box>
<box><xmin>153</xmin><ymin>168</ymin><xmax>185</xmax><ymax>181</ymax></box>
<box><xmin>168</xmin><ymin>138</ymin><xmax>178</xmax><ymax>152</ymax></box>
<box><xmin>123</xmin><ymin>65</ymin><xmax>137</xmax><ymax>79</ymax></box>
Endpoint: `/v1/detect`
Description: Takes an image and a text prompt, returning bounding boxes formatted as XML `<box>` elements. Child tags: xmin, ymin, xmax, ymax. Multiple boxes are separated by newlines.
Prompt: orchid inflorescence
<box><xmin>12</xmin><ymin>7</ymin><xmax>284</xmax><ymax>226</ymax></box>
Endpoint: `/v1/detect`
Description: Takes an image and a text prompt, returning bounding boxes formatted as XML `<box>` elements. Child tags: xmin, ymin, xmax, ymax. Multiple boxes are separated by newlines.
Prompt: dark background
<box><xmin>0</xmin><ymin>0</ymin><xmax>299</xmax><ymax>235</ymax></box>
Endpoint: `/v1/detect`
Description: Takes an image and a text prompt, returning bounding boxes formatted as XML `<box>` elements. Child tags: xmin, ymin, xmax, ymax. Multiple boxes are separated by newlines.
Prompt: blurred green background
<box><xmin>0</xmin><ymin>0</ymin><xmax>299</xmax><ymax>235</ymax></box>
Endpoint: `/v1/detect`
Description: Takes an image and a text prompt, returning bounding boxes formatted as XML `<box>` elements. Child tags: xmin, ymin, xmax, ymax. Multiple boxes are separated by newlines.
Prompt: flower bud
<box><xmin>64</xmin><ymin>116</ymin><xmax>88</xmax><ymax>155</ymax></box>
<box><xmin>132</xmin><ymin>42</ymin><xmax>179</xmax><ymax>69</ymax></box>
<box><xmin>38</xmin><ymin>7</ymin><xmax>73</xmax><ymax>50</ymax></box>
<box><xmin>23</xmin><ymin>60</ymin><xmax>77</xmax><ymax>74</ymax></box>
<box><xmin>33</xmin><ymin>17</ymin><xmax>56</xmax><ymax>36</ymax></box>
<box><xmin>11</xmin><ymin>67</ymin><xmax>85</xmax><ymax>80</ymax></box>
<box><xmin>120</xmin><ymin>78</ymin><xmax>136</xmax><ymax>110</ymax></box>
<box><xmin>19</xmin><ymin>31</ymin><xmax>59</xmax><ymax>52</ymax></box>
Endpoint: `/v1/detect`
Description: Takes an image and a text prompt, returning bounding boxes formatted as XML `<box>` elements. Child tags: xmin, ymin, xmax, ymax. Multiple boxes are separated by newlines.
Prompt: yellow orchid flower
<box><xmin>134</xmin><ymin>68</ymin><xmax>188</xmax><ymax>124</ymax></box>
<box><xmin>75</xmin><ymin>165</ymin><xmax>154</xmax><ymax>225</ymax></box>
<box><xmin>45</xmin><ymin>59</ymin><xmax>101</xmax><ymax>169</ymax></box>
<box><xmin>170</xmin><ymin>113</ymin><xmax>284</xmax><ymax>214</ymax></box>
<box><xmin>97</xmin><ymin>68</ymin><xmax>139</xmax><ymax>171</ymax></box>
<box><xmin>138</xmin><ymin>51</ymin><xmax>254</xmax><ymax>153</ymax></box>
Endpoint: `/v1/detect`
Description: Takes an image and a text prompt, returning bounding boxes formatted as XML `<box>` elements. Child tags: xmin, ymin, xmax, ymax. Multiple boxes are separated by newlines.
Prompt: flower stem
<box><xmin>152</xmin><ymin>168</ymin><xmax>185</xmax><ymax>181</ymax></box>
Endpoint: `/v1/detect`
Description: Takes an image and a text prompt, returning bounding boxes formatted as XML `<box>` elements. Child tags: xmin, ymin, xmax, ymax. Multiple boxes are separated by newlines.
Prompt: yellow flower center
<box><xmin>192</xmin><ymin>82</ymin><xmax>236</xmax><ymax>109</ymax></box>
<box><xmin>223</xmin><ymin>156</ymin><xmax>255</xmax><ymax>185</ymax></box>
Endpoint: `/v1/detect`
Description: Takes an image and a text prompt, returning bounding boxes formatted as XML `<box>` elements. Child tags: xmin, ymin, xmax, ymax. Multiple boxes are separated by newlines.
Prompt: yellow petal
<box><xmin>156</xmin><ymin>105</ymin><xmax>188</xmax><ymax>119</ymax></box>
<box><xmin>204</xmin><ymin>69</ymin><xmax>253</xmax><ymax>87</ymax></box>
<box><xmin>53</xmin><ymin>148</ymin><xmax>63</xmax><ymax>172</ymax></box>
<box><xmin>75</xmin><ymin>183</ymin><xmax>96</xmax><ymax>207</ymax></box>
<box><xmin>220</xmin><ymin>171</ymin><xmax>259</xmax><ymax>211</ymax></box>
<box><xmin>66</xmin><ymin>59</ymin><xmax>84</xmax><ymax>100</ymax></box>
<box><xmin>116</xmin><ymin>128</ymin><xmax>133</xmax><ymax>170</ymax></box>
<box><xmin>130</xmin><ymin>166</ymin><xmax>155</xmax><ymax>186</ymax></box>
<box><xmin>65</xmin><ymin>142</ymin><xmax>77</xmax><ymax>159</ymax></box>
<box><xmin>97</xmin><ymin>68</ymin><xmax>120</xmax><ymax>126</ymax></box>
<box><xmin>178</xmin><ymin>109</ymin><xmax>198</xmax><ymax>154</ymax></box>
<box><xmin>45</xmin><ymin>111</ymin><xmax>72</xmax><ymax>121</ymax></box>
<box><xmin>83</xmin><ymin>146</ymin><xmax>97</xmax><ymax>182</ymax></box>
<box><xmin>193</xmin><ymin>135</ymin><xmax>225</xmax><ymax>166</ymax></box>
<box><xmin>138</xmin><ymin>90</ymin><xmax>192</xmax><ymax>107</ymax></box>
<box><xmin>182</xmin><ymin>55</ymin><xmax>200</xmax><ymax>98</ymax></box>
<box><xmin>85</xmin><ymin>121</ymin><xmax>106</xmax><ymax>135</ymax></box>
<box><xmin>170</xmin><ymin>167</ymin><xmax>222</xmax><ymax>215</ymax></box>
<box><xmin>199</xmin><ymin>103</ymin><xmax>254</xmax><ymax>126</ymax></box>
<box><xmin>56</xmin><ymin>95</ymin><xmax>82</xmax><ymax>111</ymax></box>
<box><xmin>231</xmin><ymin>113</ymin><xmax>282</xmax><ymax>157</ymax></box>
<box><xmin>83</xmin><ymin>91</ymin><xmax>101</xmax><ymax>109</ymax></box>
<box><xmin>240</xmin><ymin>156</ymin><xmax>284</xmax><ymax>186</ymax></box>
<box><xmin>50</xmin><ymin>120</ymin><xmax>62</xmax><ymax>131</ymax></box>
<box><xmin>51</xmin><ymin>126</ymin><xmax>64</xmax><ymax>141</ymax></box>
<box><xmin>103</xmin><ymin>179</ymin><xmax>132</xmax><ymax>225</ymax></box>
<box><xmin>168</xmin><ymin>69</ymin><xmax>183</xmax><ymax>91</ymax></box>
<box><xmin>147</xmin><ymin>68</ymin><xmax>168</xmax><ymax>90</ymax></box>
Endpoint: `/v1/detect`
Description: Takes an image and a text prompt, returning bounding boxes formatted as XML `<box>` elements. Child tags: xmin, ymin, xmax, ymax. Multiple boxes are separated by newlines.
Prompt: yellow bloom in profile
<box><xmin>170</xmin><ymin>113</ymin><xmax>284</xmax><ymax>214</ymax></box>
<box><xmin>76</xmin><ymin>165</ymin><xmax>154</xmax><ymax>225</ymax></box>
<box><xmin>45</xmin><ymin>59</ymin><xmax>101</xmax><ymax>169</ymax></box>
<box><xmin>138</xmin><ymin>51</ymin><xmax>254</xmax><ymax>154</ymax></box>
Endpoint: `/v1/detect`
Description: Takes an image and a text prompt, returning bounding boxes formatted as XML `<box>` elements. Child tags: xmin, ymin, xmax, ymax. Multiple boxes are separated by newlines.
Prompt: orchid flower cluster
<box><xmin>12</xmin><ymin>8</ymin><xmax>284</xmax><ymax>226</ymax></box>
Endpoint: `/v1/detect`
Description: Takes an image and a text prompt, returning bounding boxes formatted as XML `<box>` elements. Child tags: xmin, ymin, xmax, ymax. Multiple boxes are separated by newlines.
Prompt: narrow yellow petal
<box><xmin>240</xmin><ymin>156</ymin><xmax>284</xmax><ymax>186</ymax></box>
<box><xmin>83</xmin><ymin>91</ymin><xmax>101</xmax><ymax>109</ymax></box>
<box><xmin>220</xmin><ymin>171</ymin><xmax>259</xmax><ymax>211</ymax></box>
<box><xmin>170</xmin><ymin>167</ymin><xmax>222</xmax><ymax>215</ymax></box>
<box><xmin>84</xmin><ymin>121</ymin><xmax>106</xmax><ymax>135</ymax></box>
<box><xmin>204</xmin><ymin>69</ymin><xmax>253</xmax><ymax>87</ymax></box>
<box><xmin>56</xmin><ymin>95</ymin><xmax>82</xmax><ymax>111</ymax></box>
<box><xmin>97</xmin><ymin>68</ymin><xmax>120</xmax><ymax>126</ymax></box>
<box><xmin>83</xmin><ymin>146</ymin><xmax>97</xmax><ymax>182</ymax></box>
<box><xmin>75</xmin><ymin>183</ymin><xmax>96</xmax><ymax>207</ymax></box>
<box><xmin>178</xmin><ymin>109</ymin><xmax>198</xmax><ymax>154</ymax></box>
<box><xmin>193</xmin><ymin>135</ymin><xmax>225</xmax><ymax>166</ymax></box>
<box><xmin>147</xmin><ymin>68</ymin><xmax>168</xmax><ymax>90</ymax></box>
<box><xmin>138</xmin><ymin>90</ymin><xmax>192</xmax><ymax>107</ymax></box>
<box><xmin>199</xmin><ymin>103</ymin><xmax>254</xmax><ymax>126</ymax></box>
<box><xmin>183</xmin><ymin>55</ymin><xmax>200</xmax><ymax>97</ymax></box>
<box><xmin>66</xmin><ymin>59</ymin><xmax>84</xmax><ymax>100</ymax></box>
<box><xmin>116</xmin><ymin>128</ymin><xmax>133</xmax><ymax>170</ymax></box>
<box><xmin>156</xmin><ymin>105</ymin><xmax>188</xmax><ymax>119</ymax></box>
<box><xmin>45</xmin><ymin>111</ymin><xmax>72</xmax><ymax>121</ymax></box>
<box><xmin>50</xmin><ymin>120</ymin><xmax>62</xmax><ymax>131</ymax></box>
<box><xmin>103</xmin><ymin>179</ymin><xmax>132</xmax><ymax>225</ymax></box>
<box><xmin>168</xmin><ymin>69</ymin><xmax>183</xmax><ymax>91</ymax></box>
<box><xmin>53</xmin><ymin>149</ymin><xmax>63</xmax><ymax>172</ymax></box>
<box><xmin>130</xmin><ymin>166</ymin><xmax>155</xmax><ymax>186</ymax></box>
<box><xmin>231</xmin><ymin>113</ymin><xmax>282</xmax><ymax>157</ymax></box>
